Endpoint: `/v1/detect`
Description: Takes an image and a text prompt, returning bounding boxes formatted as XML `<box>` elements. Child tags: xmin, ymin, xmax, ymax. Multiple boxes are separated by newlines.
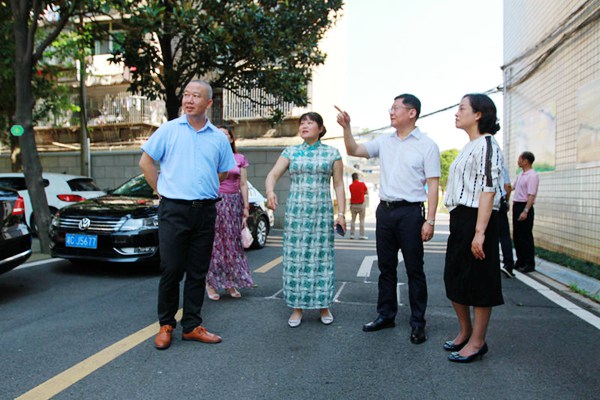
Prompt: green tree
<box><xmin>440</xmin><ymin>148</ymin><xmax>459</xmax><ymax>195</ymax></box>
<box><xmin>1</xmin><ymin>4</ymin><xmax>74</xmax><ymax>171</ymax></box>
<box><xmin>9</xmin><ymin>0</ymin><xmax>116</xmax><ymax>251</ymax></box>
<box><xmin>111</xmin><ymin>0</ymin><xmax>344</xmax><ymax>121</ymax></box>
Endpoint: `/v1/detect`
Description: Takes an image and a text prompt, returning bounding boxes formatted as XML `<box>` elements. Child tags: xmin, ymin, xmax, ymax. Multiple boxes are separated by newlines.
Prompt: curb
<box><xmin>535</xmin><ymin>256</ymin><xmax>600</xmax><ymax>298</ymax></box>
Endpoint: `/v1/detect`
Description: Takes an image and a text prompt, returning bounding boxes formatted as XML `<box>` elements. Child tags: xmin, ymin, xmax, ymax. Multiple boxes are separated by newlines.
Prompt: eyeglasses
<box><xmin>388</xmin><ymin>105</ymin><xmax>414</xmax><ymax>113</ymax></box>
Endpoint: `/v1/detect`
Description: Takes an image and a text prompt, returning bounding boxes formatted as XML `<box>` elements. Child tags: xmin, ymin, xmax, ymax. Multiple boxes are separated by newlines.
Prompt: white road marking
<box><xmin>333</xmin><ymin>281</ymin><xmax>347</xmax><ymax>303</ymax></box>
<box><xmin>266</xmin><ymin>288</ymin><xmax>283</xmax><ymax>299</ymax></box>
<box><xmin>517</xmin><ymin>271</ymin><xmax>600</xmax><ymax>330</ymax></box>
<box><xmin>357</xmin><ymin>255</ymin><xmax>378</xmax><ymax>278</ymax></box>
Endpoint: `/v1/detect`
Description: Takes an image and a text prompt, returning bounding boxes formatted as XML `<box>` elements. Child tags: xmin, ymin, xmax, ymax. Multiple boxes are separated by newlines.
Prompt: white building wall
<box><xmin>503</xmin><ymin>0</ymin><xmax>600</xmax><ymax>263</ymax></box>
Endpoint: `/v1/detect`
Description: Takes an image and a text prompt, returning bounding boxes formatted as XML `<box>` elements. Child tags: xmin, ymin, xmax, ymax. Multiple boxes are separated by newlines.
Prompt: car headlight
<box><xmin>119</xmin><ymin>216</ymin><xmax>158</xmax><ymax>231</ymax></box>
<box><xmin>51</xmin><ymin>214</ymin><xmax>60</xmax><ymax>227</ymax></box>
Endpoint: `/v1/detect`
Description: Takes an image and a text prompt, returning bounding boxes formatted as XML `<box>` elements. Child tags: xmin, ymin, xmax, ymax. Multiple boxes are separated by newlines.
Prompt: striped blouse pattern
<box><xmin>444</xmin><ymin>135</ymin><xmax>503</xmax><ymax>211</ymax></box>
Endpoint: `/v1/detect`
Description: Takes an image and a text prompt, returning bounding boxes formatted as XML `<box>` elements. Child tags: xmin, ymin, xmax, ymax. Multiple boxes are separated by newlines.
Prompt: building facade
<box><xmin>503</xmin><ymin>0</ymin><xmax>600</xmax><ymax>263</ymax></box>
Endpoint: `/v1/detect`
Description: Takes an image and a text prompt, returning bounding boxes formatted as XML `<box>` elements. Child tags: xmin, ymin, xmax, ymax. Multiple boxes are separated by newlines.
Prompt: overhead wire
<box><xmin>323</xmin><ymin>86</ymin><xmax>502</xmax><ymax>140</ymax></box>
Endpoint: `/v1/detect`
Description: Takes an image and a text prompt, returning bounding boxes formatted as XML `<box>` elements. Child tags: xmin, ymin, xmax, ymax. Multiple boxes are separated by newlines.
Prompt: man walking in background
<box><xmin>349</xmin><ymin>172</ymin><xmax>368</xmax><ymax>240</ymax></box>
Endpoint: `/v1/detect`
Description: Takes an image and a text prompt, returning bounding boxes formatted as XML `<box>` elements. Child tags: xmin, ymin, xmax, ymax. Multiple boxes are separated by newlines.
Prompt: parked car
<box><xmin>49</xmin><ymin>174</ymin><xmax>273</xmax><ymax>263</ymax></box>
<box><xmin>0</xmin><ymin>172</ymin><xmax>105</xmax><ymax>235</ymax></box>
<box><xmin>0</xmin><ymin>187</ymin><xmax>32</xmax><ymax>275</ymax></box>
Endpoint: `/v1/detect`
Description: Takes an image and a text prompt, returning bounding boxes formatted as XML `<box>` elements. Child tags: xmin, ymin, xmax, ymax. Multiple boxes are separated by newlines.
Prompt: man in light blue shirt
<box><xmin>140</xmin><ymin>80</ymin><xmax>235</xmax><ymax>350</ymax></box>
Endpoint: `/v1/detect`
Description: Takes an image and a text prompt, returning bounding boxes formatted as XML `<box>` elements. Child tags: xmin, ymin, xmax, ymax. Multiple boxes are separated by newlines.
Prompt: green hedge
<box><xmin>536</xmin><ymin>247</ymin><xmax>600</xmax><ymax>281</ymax></box>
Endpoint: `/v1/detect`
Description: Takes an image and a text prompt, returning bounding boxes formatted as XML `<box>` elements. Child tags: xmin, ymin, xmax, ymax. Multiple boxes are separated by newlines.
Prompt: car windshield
<box><xmin>111</xmin><ymin>174</ymin><xmax>157</xmax><ymax>198</ymax></box>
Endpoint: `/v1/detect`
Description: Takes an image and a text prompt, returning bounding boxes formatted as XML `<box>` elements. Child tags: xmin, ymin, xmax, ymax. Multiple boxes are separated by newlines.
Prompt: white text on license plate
<box><xmin>65</xmin><ymin>233</ymin><xmax>98</xmax><ymax>249</ymax></box>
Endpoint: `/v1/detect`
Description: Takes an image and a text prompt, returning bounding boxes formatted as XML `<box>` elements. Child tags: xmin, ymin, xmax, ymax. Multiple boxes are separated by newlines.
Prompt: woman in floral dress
<box><xmin>206</xmin><ymin>126</ymin><xmax>254</xmax><ymax>300</ymax></box>
<box><xmin>265</xmin><ymin>112</ymin><xmax>346</xmax><ymax>327</ymax></box>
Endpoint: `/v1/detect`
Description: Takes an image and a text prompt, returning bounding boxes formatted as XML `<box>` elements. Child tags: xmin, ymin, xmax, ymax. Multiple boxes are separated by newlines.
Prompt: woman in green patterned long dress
<box><xmin>265</xmin><ymin>112</ymin><xmax>346</xmax><ymax>328</ymax></box>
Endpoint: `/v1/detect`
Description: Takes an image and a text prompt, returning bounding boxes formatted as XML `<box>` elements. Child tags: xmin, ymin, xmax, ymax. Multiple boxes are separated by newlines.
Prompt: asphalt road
<box><xmin>1</xmin><ymin>217</ymin><xmax>599</xmax><ymax>400</ymax></box>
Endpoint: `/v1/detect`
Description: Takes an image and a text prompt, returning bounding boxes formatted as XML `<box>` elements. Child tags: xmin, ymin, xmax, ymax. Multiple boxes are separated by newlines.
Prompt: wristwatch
<box><xmin>426</xmin><ymin>219</ymin><xmax>435</xmax><ymax>226</ymax></box>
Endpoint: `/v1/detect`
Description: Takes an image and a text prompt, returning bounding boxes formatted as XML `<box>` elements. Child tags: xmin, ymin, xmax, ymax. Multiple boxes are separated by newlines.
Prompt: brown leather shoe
<box><xmin>154</xmin><ymin>325</ymin><xmax>174</xmax><ymax>350</ymax></box>
<box><xmin>182</xmin><ymin>325</ymin><xmax>222</xmax><ymax>344</ymax></box>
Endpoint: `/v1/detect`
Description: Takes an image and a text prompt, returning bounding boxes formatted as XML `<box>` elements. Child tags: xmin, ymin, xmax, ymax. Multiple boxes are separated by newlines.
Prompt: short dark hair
<box><xmin>463</xmin><ymin>93</ymin><xmax>500</xmax><ymax>135</ymax></box>
<box><xmin>352</xmin><ymin>173</ymin><xmax>359</xmax><ymax>180</ymax></box>
<box><xmin>520</xmin><ymin>151</ymin><xmax>535</xmax><ymax>164</ymax></box>
<box><xmin>394</xmin><ymin>94</ymin><xmax>421</xmax><ymax>119</ymax></box>
<box><xmin>299</xmin><ymin>112</ymin><xmax>327</xmax><ymax>138</ymax></box>
<box><xmin>218</xmin><ymin>125</ymin><xmax>236</xmax><ymax>153</ymax></box>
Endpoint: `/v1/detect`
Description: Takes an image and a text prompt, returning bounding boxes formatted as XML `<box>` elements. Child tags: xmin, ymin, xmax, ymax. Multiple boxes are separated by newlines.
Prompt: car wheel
<box><xmin>251</xmin><ymin>216</ymin><xmax>269</xmax><ymax>249</ymax></box>
<box><xmin>30</xmin><ymin>207</ymin><xmax>58</xmax><ymax>237</ymax></box>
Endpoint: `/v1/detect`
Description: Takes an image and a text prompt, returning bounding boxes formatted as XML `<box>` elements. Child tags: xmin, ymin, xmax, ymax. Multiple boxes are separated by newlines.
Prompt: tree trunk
<box><xmin>164</xmin><ymin>82</ymin><xmax>180</xmax><ymax>121</ymax></box>
<box><xmin>12</xmin><ymin>3</ymin><xmax>52</xmax><ymax>253</ymax></box>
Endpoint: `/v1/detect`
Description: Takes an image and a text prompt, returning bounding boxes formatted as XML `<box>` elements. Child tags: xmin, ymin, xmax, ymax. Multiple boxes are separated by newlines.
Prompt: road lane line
<box><xmin>16</xmin><ymin>310</ymin><xmax>183</xmax><ymax>400</ymax></box>
<box><xmin>333</xmin><ymin>281</ymin><xmax>347</xmax><ymax>302</ymax></box>
<box><xmin>357</xmin><ymin>256</ymin><xmax>378</xmax><ymax>278</ymax></box>
<box><xmin>517</xmin><ymin>272</ymin><xmax>600</xmax><ymax>330</ymax></box>
<box><xmin>254</xmin><ymin>256</ymin><xmax>283</xmax><ymax>273</ymax></box>
<box><xmin>266</xmin><ymin>288</ymin><xmax>284</xmax><ymax>299</ymax></box>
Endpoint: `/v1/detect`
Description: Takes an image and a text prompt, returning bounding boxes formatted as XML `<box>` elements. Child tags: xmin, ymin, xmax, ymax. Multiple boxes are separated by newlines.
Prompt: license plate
<box><xmin>65</xmin><ymin>233</ymin><xmax>98</xmax><ymax>249</ymax></box>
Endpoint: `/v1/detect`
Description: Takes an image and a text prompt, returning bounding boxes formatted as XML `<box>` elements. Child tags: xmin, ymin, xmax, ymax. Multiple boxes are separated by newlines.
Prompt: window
<box><xmin>93</xmin><ymin>23</ymin><xmax>125</xmax><ymax>55</ymax></box>
<box><xmin>67</xmin><ymin>178</ymin><xmax>101</xmax><ymax>191</ymax></box>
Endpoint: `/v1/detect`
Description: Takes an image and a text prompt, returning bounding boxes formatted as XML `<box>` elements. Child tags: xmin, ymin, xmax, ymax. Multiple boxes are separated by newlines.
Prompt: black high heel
<box><xmin>448</xmin><ymin>343</ymin><xmax>488</xmax><ymax>363</ymax></box>
<box><xmin>443</xmin><ymin>337</ymin><xmax>470</xmax><ymax>352</ymax></box>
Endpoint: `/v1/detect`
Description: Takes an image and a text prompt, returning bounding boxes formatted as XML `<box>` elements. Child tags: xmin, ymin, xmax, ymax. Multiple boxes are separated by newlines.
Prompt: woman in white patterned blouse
<box><xmin>443</xmin><ymin>93</ymin><xmax>504</xmax><ymax>363</ymax></box>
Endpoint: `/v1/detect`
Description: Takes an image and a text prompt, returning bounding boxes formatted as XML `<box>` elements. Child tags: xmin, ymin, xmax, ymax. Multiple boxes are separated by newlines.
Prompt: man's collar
<box><xmin>393</xmin><ymin>126</ymin><xmax>422</xmax><ymax>140</ymax></box>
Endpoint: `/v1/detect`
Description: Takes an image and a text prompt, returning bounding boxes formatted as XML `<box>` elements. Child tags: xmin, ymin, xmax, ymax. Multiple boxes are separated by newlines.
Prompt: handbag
<box><xmin>241</xmin><ymin>226</ymin><xmax>254</xmax><ymax>249</ymax></box>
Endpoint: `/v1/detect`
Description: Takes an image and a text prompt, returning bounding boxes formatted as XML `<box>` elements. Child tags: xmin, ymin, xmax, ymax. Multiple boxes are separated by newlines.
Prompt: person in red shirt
<box><xmin>349</xmin><ymin>173</ymin><xmax>368</xmax><ymax>239</ymax></box>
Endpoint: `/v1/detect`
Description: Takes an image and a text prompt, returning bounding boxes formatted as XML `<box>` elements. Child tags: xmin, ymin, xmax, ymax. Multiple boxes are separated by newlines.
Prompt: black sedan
<box><xmin>50</xmin><ymin>174</ymin><xmax>272</xmax><ymax>263</ymax></box>
<box><xmin>0</xmin><ymin>187</ymin><xmax>32</xmax><ymax>275</ymax></box>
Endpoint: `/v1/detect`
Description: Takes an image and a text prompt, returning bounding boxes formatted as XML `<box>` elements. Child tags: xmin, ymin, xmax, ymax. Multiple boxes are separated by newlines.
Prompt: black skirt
<box><xmin>444</xmin><ymin>206</ymin><xmax>504</xmax><ymax>307</ymax></box>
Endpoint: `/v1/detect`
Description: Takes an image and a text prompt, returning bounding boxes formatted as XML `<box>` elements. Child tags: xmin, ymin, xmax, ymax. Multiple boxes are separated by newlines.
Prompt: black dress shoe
<box><xmin>362</xmin><ymin>316</ymin><xmax>395</xmax><ymax>332</ymax></box>
<box><xmin>410</xmin><ymin>326</ymin><xmax>427</xmax><ymax>344</ymax></box>
<box><xmin>443</xmin><ymin>337</ymin><xmax>470</xmax><ymax>352</ymax></box>
<box><xmin>448</xmin><ymin>343</ymin><xmax>488</xmax><ymax>363</ymax></box>
<box><xmin>519</xmin><ymin>265</ymin><xmax>535</xmax><ymax>273</ymax></box>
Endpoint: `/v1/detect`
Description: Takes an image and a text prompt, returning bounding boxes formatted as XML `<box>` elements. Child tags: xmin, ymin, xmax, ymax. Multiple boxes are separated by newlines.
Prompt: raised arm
<box><xmin>335</xmin><ymin>105</ymin><xmax>370</xmax><ymax>158</ymax></box>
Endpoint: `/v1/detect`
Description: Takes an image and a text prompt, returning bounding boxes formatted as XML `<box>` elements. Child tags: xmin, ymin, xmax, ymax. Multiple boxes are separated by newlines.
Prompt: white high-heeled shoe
<box><xmin>320</xmin><ymin>311</ymin><xmax>334</xmax><ymax>325</ymax></box>
<box><xmin>288</xmin><ymin>311</ymin><xmax>303</xmax><ymax>328</ymax></box>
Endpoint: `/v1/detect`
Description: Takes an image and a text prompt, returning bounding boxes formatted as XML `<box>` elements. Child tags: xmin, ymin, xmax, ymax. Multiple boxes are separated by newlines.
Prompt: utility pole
<box><xmin>78</xmin><ymin>19</ymin><xmax>90</xmax><ymax>177</ymax></box>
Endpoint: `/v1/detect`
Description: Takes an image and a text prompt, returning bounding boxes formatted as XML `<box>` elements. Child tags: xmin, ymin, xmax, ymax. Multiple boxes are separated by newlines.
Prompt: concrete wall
<box><xmin>0</xmin><ymin>147</ymin><xmax>290</xmax><ymax>228</ymax></box>
<box><xmin>503</xmin><ymin>0</ymin><xmax>600</xmax><ymax>264</ymax></box>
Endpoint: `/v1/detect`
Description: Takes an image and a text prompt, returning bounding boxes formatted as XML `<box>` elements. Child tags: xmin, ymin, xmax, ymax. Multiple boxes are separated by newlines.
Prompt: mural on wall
<box><xmin>576</xmin><ymin>79</ymin><xmax>600</xmax><ymax>168</ymax></box>
<box><xmin>514</xmin><ymin>102</ymin><xmax>556</xmax><ymax>173</ymax></box>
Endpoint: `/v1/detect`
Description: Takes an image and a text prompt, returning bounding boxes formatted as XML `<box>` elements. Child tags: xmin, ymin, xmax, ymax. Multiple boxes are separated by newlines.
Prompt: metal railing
<box><xmin>88</xmin><ymin>93</ymin><xmax>166</xmax><ymax>126</ymax></box>
<box><xmin>222</xmin><ymin>87</ymin><xmax>297</xmax><ymax>120</ymax></box>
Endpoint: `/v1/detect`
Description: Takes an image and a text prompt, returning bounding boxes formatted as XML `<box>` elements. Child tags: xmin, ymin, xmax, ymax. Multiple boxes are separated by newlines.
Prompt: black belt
<box><xmin>381</xmin><ymin>200</ymin><xmax>422</xmax><ymax>208</ymax></box>
<box><xmin>162</xmin><ymin>197</ymin><xmax>221</xmax><ymax>207</ymax></box>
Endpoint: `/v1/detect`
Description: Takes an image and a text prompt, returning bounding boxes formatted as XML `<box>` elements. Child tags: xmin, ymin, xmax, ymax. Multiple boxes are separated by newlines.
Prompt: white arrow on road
<box><xmin>356</xmin><ymin>252</ymin><xmax>404</xmax><ymax>278</ymax></box>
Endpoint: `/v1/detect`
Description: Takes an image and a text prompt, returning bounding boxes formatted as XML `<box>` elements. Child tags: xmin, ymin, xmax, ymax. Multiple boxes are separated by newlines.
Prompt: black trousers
<box><xmin>157</xmin><ymin>198</ymin><xmax>217</xmax><ymax>333</ymax></box>
<box><xmin>512</xmin><ymin>201</ymin><xmax>535</xmax><ymax>268</ymax></box>
<box><xmin>375</xmin><ymin>202</ymin><xmax>427</xmax><ymax>329</ymax></box>
<box><xmin>498</xmin><ymin>197</ymin><xmax>514</xmax><ymax>269</ymax></box>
